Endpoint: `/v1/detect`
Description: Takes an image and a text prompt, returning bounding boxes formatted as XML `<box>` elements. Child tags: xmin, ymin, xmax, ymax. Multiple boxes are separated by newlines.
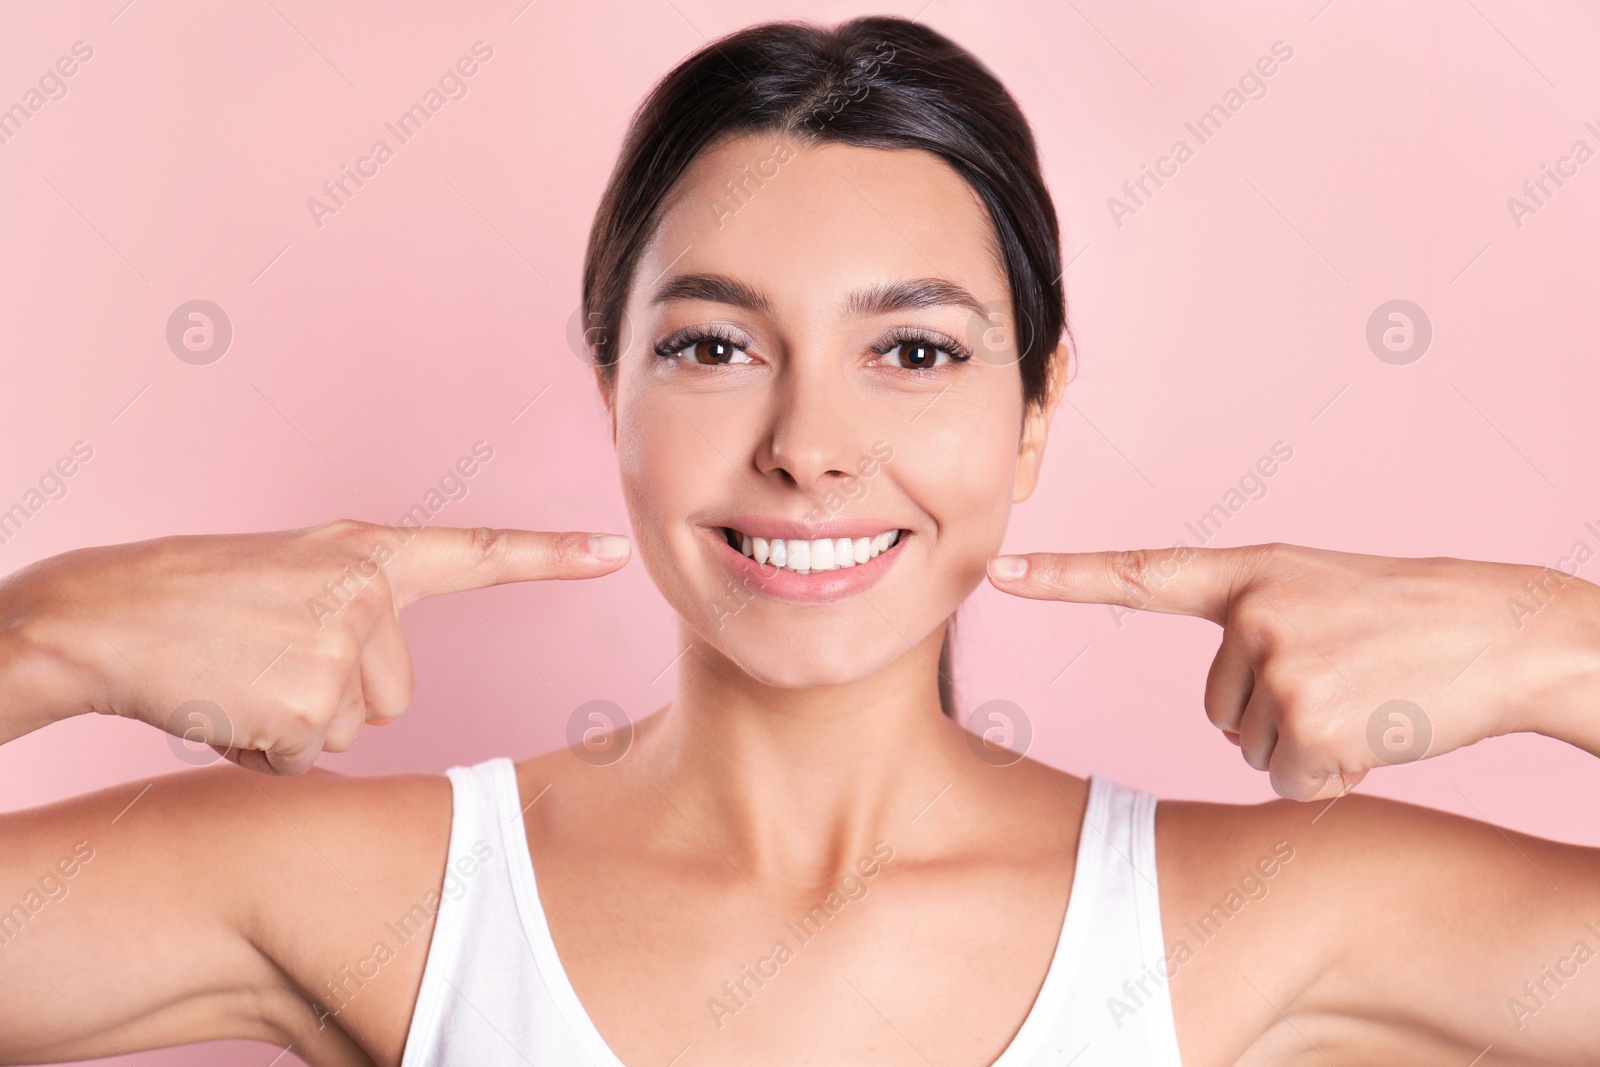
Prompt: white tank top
<box><xmin>400</xmin><ymin>757</ymin><xmax>1184</xmax><ymax>1066</ymax></box>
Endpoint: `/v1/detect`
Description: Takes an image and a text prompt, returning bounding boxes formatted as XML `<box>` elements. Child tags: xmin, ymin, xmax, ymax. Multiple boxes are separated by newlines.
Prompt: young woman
<box><xmin>3</xmin><ymin>15</ymin><xmax>1598</xmax><ymax>1067</ymax></box>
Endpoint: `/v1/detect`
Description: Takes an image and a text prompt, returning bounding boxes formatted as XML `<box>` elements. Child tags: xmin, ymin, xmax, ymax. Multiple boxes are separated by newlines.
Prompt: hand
<box><xmin>3</xmin><ymin>519</ymin><xmax>632</xmax><ymax>774</ymax></box>
<box><xmin>985</xmin><ymin>542</ymin><xmax>1600</xmax><ymax>801</ymax></box>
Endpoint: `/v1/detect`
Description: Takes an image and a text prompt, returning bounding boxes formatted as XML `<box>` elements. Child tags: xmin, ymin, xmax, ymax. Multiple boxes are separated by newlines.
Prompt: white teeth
<box><xmin>727</xmin><ymin>528</ymin><xmax>903</xmax><ymax>574</ymax></box>
<box><xmin>811</xmin><ymin>537</ymin><xmax>834</xmax><ymax>571</ymax></box>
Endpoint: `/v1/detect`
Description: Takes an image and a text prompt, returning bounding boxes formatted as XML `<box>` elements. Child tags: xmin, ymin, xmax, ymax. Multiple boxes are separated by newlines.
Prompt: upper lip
<box><xmin>715</xmin><ymin>514</ymin><xmax>907</xmax><ymax>540</ymax></box>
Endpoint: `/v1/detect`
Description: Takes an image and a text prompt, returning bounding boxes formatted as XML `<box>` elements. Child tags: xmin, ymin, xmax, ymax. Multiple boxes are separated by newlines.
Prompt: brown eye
<box><xmin>881</xmin><ymin>339</ymin><xmax>962</xmax><ymax>368</ymax></box>
<box><xmin>656</xmin><ymin>332</ymin><xmax>756</xmax><ymax>365</ymax></box>
<box><xmin>692</xmin><ymin>338</ymin><xmax>739</xmax><ymax>364</ymax></box>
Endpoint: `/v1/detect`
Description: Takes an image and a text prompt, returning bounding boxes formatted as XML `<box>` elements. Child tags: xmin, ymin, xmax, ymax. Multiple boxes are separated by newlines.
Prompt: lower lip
<box><xmin>704</xmin><ymin>527</ymin><xmax>908</xmax><ymax>604</ymax></box>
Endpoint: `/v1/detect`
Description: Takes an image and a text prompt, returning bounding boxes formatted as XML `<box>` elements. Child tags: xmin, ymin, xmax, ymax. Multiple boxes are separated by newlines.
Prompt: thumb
<box><xmin>985</xmin><ymin>546</ymin><xmax>1254</xmax><ymax>625</ymax></box>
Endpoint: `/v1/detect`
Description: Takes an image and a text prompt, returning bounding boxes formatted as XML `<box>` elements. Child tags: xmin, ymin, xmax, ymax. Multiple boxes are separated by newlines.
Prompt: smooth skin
<box><xmin>2</xmin><ymin>132</ymin><xmax>1599</xmax><ymax>1067</ymax></box>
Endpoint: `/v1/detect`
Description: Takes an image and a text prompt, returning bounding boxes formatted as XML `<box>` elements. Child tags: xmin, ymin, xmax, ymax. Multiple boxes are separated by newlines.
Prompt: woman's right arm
<box><xmin>0</xmin><ymin>763</ymin><xmax>440</xmax><ymax>1065</ymax></box>
<box><xmin>0</xmin><ymin>520</ymin><xmax>631</xmax><ymax>1063</ymax></box>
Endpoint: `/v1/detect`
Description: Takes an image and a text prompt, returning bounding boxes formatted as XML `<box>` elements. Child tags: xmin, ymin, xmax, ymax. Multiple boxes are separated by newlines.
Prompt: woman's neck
<box><xmin>634</xmin><ymin>617</ymin><xmax>971</xmax><ymax>887</ymax></box>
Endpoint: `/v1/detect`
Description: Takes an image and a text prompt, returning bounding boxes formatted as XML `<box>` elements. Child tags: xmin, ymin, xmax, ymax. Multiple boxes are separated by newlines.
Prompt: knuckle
<box><xmin>468</xmin><ymin>526</ymin><xmax>514</xmax><ymax>571</ymax></box>
<box><xmin>1256</xmin><ymin>541</ymin><xmax>1287</xmax><ymax>563</ymax></box>
<box><xmin>1275</xmin><ymin>700</ymin><xmax>1339</xmax><ymax>756</ymax></box>
<box><xmin>1269</xmin><ymin>697</ymin><xmax>1312</xmax><ymax>749</ymax></box>
<box><xmin>1105</xmin><ymin>549</ymin><xmax>1153</xmax><ymax>600</ymax></box>
<box><xmin>1204</xmin><ymin>693</ymin><xmax>1238</xmax><ymax>731</ymax></box>
<box><xmin>1235</xmin><ymin>602</ymin><xmax>1283</xmax><ymax>658</ymax></box>
<box><xmin>282</xmin><ymin>696</ymin><xmax>326</xmax><ymax>735</ymax></box>
<box><xmin>388</xmin><ymin>673</ymin><xmax>417</xmax><ymax>715</ymax></box>
<box><xmin>1229</xmin><ymin>591</ymin><xmax>1274</xmax><ymax>635</ymax></box>
<box><xmin>317</xmin><ymin>517</ymin><xmax>373</xmax><ymax>543</ymax></box>
<box><xmin>323</xmin><ymin>720</ymin><xmax>363</xmax><ymax>752</ymax></box>
<box><xmin>338</xmin><ymin>577</ymin><xmax>391</xmax><ymax>628</ymax></box>
<box><xmin>310</xmin><ymin>630</ymin><xmax>362</xmax><ymax>670</ymax></box>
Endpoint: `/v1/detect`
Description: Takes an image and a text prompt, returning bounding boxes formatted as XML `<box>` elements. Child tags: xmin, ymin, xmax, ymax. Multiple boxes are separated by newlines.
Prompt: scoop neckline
<box><xmin>491</xmin><ymin>757</ymin><xmax>1108</xmax><ymax>1067</ymax></box>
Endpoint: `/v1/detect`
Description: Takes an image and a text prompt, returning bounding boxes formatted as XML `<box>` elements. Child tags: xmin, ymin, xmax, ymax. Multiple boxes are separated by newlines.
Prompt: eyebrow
<box><xmin>651</xmin><ymin>272</ymin><xmax>989</xmax><ymax>320</ymax></box>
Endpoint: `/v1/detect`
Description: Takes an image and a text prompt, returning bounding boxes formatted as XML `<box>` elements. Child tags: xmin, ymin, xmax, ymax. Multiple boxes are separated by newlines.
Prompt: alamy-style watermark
<box><xmin>709</xmin><ymin>439</ymin><xmax>895</xmax><ymax>630</ymax></box>
<box><xmin>1506</xmin><ymin>520</ymin><xmax>1600</xmax><ymax>630</ymax></box>
<box><xmin>1366</xmin><ymin>300</ymin><xmax>1431</xmax><ymax>365</ymax></box>
<box><xmin>1107</xmin><ymin>40</ymin><xmax>1295</xmax><ymax>229</ymax></box>
<box><xmin>0</xmin><ymin>840</ymin><xmax>96</xmax><ymax>951</ymax></box>
<box><xmin>1108</xmin><ymin>440</ymin><xmax>1295</xmax><ymax>630</ymax></box>
<box><xmin>310</xmin><ymin>837</ymin><xmax>494</xmax><ymax>1028</ymax></box>
<box><xmin>1505</xmin><ymin>120</ymin><xmax>1600</xmax><ymax>230</ymax></box>
<box><xmin>306</xmin><ymin>441</ymin><xmax>496</xmax><ymax>628</ymax></box>
<box><xmin>0</xmin><ymin>440</ymin><xmax>94</xmax><ymax>549</ymax></box>
<box><xmin>1108</xmin><ymin>840</ymin><xmax>1295</xmax><ymax>1028</ymax></box>
<box><xmin>963</xmin><ymin>699</ymin><xmax>1032</xmax><ymax>767</ymax></box>
<box><xmin>565</xmin><ymin>699</ymin><xmax>633</xmax><ymax>767</ymax></box>
<box><xmin>166</xmin><ymin>299</ymin><xmax>233</xmax><ymax>365</ymax></box>
<box><xmin>306</xmin><ymin>41</ymin><xmax>495</xmax><ymax>230</ymax></box>
<box><xmin>705</xmin><ymin>840</ymin><xmax>895</xmax><ymax>1029</ymax></box>
<box><xmin>1505</xmin><ymin>919</ymin><xmax>1600</xmax><ymax>1030</ymax></box>
<box><xmin>0</xmin><ymin>40</ymin><xmax>94</xmax><ymax>147</ymax></box>
<box><xmin>1365</xmin><ymin>698</ymin><xmax>1432</xmax><ymax>765</ymax></box>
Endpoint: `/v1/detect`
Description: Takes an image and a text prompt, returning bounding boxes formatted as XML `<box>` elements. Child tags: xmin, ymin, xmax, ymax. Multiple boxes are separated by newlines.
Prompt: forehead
<box><xmin>635</xmin><ymin>133</ymin><xmax>1010</xmax><ymax>320</ymax></box>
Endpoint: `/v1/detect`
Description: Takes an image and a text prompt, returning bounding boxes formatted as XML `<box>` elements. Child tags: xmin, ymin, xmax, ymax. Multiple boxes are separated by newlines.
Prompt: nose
<box><xmin>754</xmin><ymin>354</ymin><xmax>866</xmax><ymax>492</ymax></box>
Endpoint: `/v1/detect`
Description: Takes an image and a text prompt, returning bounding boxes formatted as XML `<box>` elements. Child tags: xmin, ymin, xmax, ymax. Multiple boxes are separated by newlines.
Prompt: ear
<box><xmin>1012</xmin><ymin>340</ymin><xmax>1070</xmax><ymax>503</ymax></box>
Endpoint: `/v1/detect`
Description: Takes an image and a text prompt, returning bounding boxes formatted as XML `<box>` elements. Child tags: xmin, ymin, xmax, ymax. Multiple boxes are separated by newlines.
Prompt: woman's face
<box><xmin>607</xmin><ymin>132</ymin><xmax>1059</xmax><ymax>692</ymax></box>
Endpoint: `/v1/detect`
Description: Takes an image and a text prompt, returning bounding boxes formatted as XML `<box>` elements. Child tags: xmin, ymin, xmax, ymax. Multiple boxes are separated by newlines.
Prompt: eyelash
<box><xmin>870</xmin><ymin>326</ymin><xmax>974</xmax><ymax>371</ymax></box>
<box><xmin>652</xmin><ymin>325</ymin><xmax>975</xmax><ymax>371</ymax></box>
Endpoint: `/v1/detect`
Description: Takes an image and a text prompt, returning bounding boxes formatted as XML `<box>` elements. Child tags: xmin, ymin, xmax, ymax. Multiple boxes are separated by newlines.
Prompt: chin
<box><xmin>697</xmin><ymin>617</ymin><xmax>924</xmax><ymax>692</ymax></box>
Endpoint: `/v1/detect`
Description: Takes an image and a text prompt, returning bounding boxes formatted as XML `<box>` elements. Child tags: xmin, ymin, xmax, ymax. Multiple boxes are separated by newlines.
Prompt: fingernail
<box><xmin>989</xmin><ymin>555</ymin><xmax>1028</xmax><ymax>581</ymax></box>
<box><xmin>588</xmin><ymin>534</ymin><xmax>632</xmax><ymax>561</ymax></box>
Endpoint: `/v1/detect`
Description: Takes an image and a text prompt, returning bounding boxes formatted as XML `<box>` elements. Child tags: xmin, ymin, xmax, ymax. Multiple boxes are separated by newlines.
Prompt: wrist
<box><xmin>0</xmin><ymin>602</ymin><xmax>100</xmax><ymax>743</ymax></box>
<box><xmin>1522</xmin><ymin>575</ymin><xmax>1600</xmax><ymax>754</ymax></box>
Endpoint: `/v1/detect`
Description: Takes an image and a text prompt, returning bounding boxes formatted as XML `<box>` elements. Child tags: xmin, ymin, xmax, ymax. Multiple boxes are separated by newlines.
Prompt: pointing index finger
<box><xmin>986</xmin><ymin>545</ymin><xmax>1263</xmax><ymax>625</ymax></box>
<box><xmin>380</xmin><ymin>526</ymin><xmax>631</xmax><ymax>608</ymax></box>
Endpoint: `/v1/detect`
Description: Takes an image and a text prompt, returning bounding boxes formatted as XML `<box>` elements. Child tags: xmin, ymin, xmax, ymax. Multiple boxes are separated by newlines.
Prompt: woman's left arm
<box><xmin>987</xmin><ymin>541</ymin><xmax>1600</xmax><ymax>801</ymax></box>
<box><xmin>986</xmin><ymin>542</ymin><xmax>1600</xmax><ymax>1058</ymax></box>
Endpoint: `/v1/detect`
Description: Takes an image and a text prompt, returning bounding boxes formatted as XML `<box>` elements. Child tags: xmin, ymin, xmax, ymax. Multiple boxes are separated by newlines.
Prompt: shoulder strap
<box><xmin>399</xmin><ymin>757</ymin><xmax>514</xmax><ymax>1067</ymax></box>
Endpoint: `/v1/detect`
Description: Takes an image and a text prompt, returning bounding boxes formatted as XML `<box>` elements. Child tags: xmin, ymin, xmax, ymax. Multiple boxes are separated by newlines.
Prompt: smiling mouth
<box><xmin>718</xmin><ymin>526</ymin><xmax>906</xmax><ymax>576</ymax></box>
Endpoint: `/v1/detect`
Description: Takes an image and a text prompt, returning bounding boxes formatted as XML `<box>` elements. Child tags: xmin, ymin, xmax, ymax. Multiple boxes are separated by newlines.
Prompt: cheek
<box><xmin>899</xmin><ymin>404</ymin><xmax>1021</xmax><ymax>562</ymax></box>
<box><xmin>614</xmin><ymin>389</ymin><xmax>740</xmax><ymax>618</ymax></box>
<box><xmin>617</xmin><ymin>397</ymin><xmax>691</xmax><ymax>535</ymax></box>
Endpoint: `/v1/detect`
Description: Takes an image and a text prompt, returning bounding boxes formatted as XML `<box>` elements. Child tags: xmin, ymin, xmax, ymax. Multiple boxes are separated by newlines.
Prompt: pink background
<box><xmin>2</xmin><ymin>0</ymin><xmax>1597</xmax><ymax>1063</ymax></box>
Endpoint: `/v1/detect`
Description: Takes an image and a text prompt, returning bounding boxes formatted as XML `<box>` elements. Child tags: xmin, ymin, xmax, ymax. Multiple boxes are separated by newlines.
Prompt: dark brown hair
<box><xmin>581</xmin><ymin>16</ymin><xmax>1069</xmax><ymax>717</ymax></box>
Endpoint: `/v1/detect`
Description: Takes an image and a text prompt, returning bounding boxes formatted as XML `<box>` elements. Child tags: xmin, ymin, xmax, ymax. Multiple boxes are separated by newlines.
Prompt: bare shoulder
<box><xmin>2</xmin><ymin>760</ymin><xmax>452</xmax><ymax>903</ymax></box>
<box><xmin>1156</xmin><ymin>788</ymin><xmax>1600</xmax><ymax>1064</ymax></box>
<box><xmin>212</xmin><ymin>763</ymin><xmax>455</xmax><ymax>1059</ymax></box>
<box><xmin>1158</xmin><ymin>785</ymin><xmax>1600</xmax><ymax>901</ymax></box>
<box><xmin>0</xmin><ymin>762</ymin><xmax>453</xmax><ymax>1065</ymax></box>
<box><xmin>15</xmin><ymin>760</ymin><xmax>455</xmax><ymax>891</ymax></box>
